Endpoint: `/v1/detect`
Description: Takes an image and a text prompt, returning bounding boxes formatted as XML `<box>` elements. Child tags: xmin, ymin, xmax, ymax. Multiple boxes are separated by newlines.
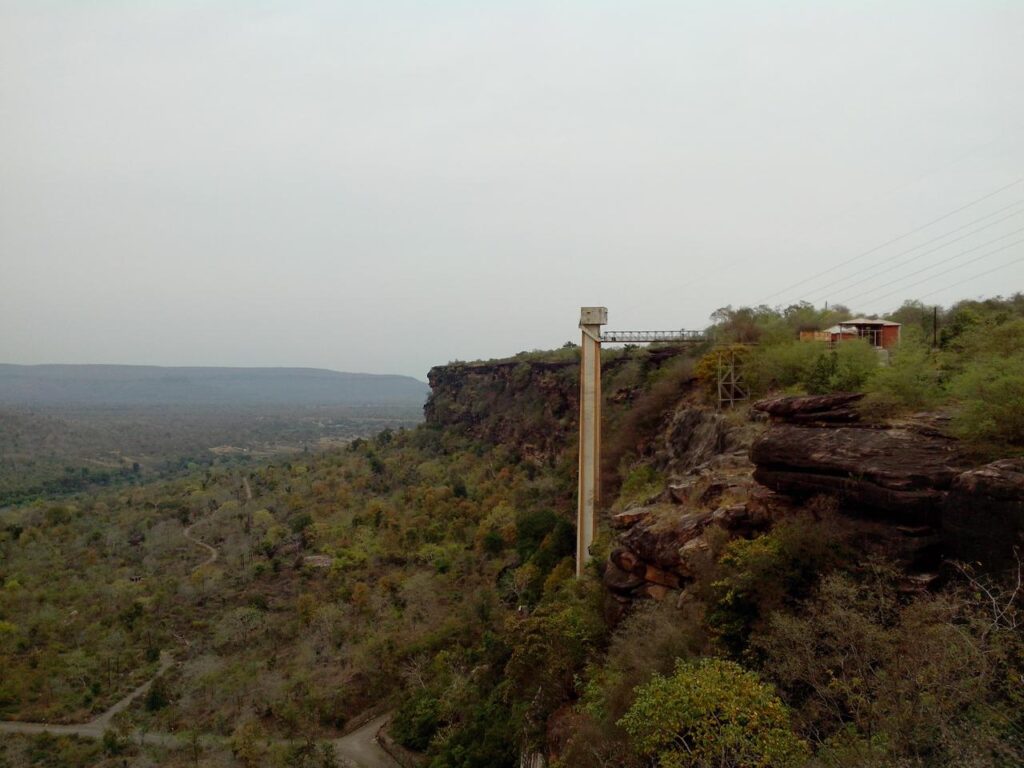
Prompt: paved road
<box><xmin>333</xmin><ymin>714</ymin><xmax>402</xmax><ymax>768</ymax></box>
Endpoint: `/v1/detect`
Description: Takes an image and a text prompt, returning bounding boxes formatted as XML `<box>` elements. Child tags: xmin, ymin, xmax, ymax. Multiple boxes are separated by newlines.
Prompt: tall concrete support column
<box><xmin>577</xmin><ymin>307</ymin><xmax>607</xmax><ymax>578</ymax></box>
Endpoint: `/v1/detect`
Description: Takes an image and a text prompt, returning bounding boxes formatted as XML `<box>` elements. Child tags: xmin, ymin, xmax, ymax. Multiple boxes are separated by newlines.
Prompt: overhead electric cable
<box><xmin>804</xmin><ymin>205</ymin><xmax>1024</xmax><ymax>302</ymax></box>
<box><xmin>835</xmin><ymin>228</ymin><xmax>1024</xmax><ymax>305</ymax></box>
<box><xmin>836</xmin><ymin>237</ymin><xmax>1024</xmax><ymax>307</ymax></box>
<box><xmin>911</xmin><ymin>258</ymin><xmax>1024</xmax><ymax>303</ymax></box>
<box><xmin>759</xmin><ymin>176</ymin><xmax>1024</xmax><ymax>303</ymax></box>
<box><xmin>622</xmin><ymin>153</ymin><xmax>1024</xmax><ymax>319</ymax></box>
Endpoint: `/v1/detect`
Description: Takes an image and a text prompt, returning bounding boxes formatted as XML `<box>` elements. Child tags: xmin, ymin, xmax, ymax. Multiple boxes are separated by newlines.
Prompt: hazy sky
<box><xmin>2</xmin><ymin>1</ymin><xmax>1023</xmax><ymax>379</ymax></box>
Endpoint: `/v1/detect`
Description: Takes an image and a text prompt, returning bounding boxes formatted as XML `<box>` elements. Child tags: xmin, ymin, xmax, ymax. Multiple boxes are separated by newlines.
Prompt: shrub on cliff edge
<box><xmin>618</xmin><ymin>657</ymin><xmax>808</xmax><ymax>768</ymax></box>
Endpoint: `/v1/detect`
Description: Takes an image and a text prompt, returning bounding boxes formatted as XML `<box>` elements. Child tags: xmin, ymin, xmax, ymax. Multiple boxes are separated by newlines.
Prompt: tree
<box><xmin>805</xmin><ymin>340</ymin><xmax>877</xmax><ymax>394</ymax></box>
<box><xmin>144</xmin><ymin>674</ymin><xmax>170</xmax><ymax>711</ymax></box>
<box><xmin>950</xmin><ymin>353</ymin><xmax>1024</xmax><ymax>446</ymax></box>
<box><xmin>864</xmin><ymin>328</ymin><xmax>943</xmax><ymax>412</ymax></box>
<box><xmin>618</xmin><ymin>658</ymin><xmax>808</xmax><ymax>768</ymax></box>
<box><xmin>888</xmin><ymin>299</ymin><xmax>936</xmax><ymax>338</ymax></box>
<box><xmin>231</xmin><ymin>720</ymin><xmax>267</xmax><ymax>767</ymax></box>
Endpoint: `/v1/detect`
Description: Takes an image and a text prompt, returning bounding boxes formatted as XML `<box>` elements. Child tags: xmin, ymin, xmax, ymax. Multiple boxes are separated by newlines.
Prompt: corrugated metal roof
<box><xmin>836</xmin><ymin>317</ymin><xmax>901</xmax><ymax>327</ymax></box>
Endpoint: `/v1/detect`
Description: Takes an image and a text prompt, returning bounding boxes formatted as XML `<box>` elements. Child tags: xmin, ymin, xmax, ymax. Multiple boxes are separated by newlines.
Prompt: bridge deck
<box><xmin>600</xmin><ymin>330</ymin><xmax>706</xmax><ymax>343</ymax></box>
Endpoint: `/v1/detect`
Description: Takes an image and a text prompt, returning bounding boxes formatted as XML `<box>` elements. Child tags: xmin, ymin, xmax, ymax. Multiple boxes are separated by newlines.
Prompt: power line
<box><xmin>621</xmin><ymin>145</ymin><xmax>1024</xmax><ymax>320</ymax></box>
<box><xmin>806</xmin><ymin>214</ymin><xmax>1024</xmax><ymax>307</ymax></box>
<box><xmin>841</xmin><ymin>237</ymin><xmax>1024</xmax><ymax>308</ymax></box>
<box><xmin>836</xmin><ymin>229</ymin><xmax>1024</xmax><ymax>305</ymax></box>
<box><xmin>759</xmin><ymin>176</ymin><xmax>1024</xmax><ymax>303</ymax></box>
<box><xmin>912</xmin><ymin>257</ymin><xmax>1024</xmax><ymax>303</ymax></box>
<box><xmin>801</xmin><ymin>201</ymin><xmax>1024</xmax><ymax>302</ymax></box>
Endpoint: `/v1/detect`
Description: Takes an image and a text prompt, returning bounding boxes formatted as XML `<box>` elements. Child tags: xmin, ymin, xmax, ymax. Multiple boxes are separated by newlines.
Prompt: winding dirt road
<box><xmin>0</xmin><ymin>705</ymin><xmax>400</xmax><ymax>766</ymax></box>
<box><xmin>0</xmin><ymin>651</ymin><xmax>174</xmax><ymax>742</ymax></box>
<box><xmin>1</xmin><ymin>517</ymin><xmax>401</xmax><ymax>767</ymax></box>
<box><xmin>183</xmin><ymin>520</ymin><xmax>218</xmax><ymax>568</ymax></box>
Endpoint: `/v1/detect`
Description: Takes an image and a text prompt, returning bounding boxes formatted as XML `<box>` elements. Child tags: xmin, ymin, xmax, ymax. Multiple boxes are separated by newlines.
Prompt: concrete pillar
<box><xmin>577</xmin><ymin>307</ymin><xmax>606</xmax><ymax>577</ymax></box>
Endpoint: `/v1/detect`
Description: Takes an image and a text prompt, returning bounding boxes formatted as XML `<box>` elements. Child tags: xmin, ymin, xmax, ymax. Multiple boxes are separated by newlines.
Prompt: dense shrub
<box><xmin>426</xmin><ymin>688</ymin><xmax>518</xmax><ymax>768</ymax></box>
<box><xmin>741</xmin><ymin>338</ymin><xmax>877</xmax><ymax>397</ymax></box>
<box><xmin>743</xmin><ymin>340</ymin><xmax>821</xmax><ymax>395</ymax></box>
<box><xmin>514</xmin><ymin>509</ymin><xmax>559</xmax><ymax>560</ymax></box>
<box><xmin>950</xmin><ymin>353</ymin><xmax>1024</xmax><ymax>446</ymax></box>
<box><xmin>758</xmin><ymin>565</ymin><xmax>1024</xmax><ymax>766</ymax></box>
<box><xmin>863</xmin><ymin>329</ymin><xmax>943</xmax><ymax>413</ymax></box>
<box><xmin>602</xmin><ymin>354</ymin><xmax>696</xmax><ymax>500</ymax></box>
<box><xmin>582</xmin><ymin>599</ymin><xmax>705</xmax><ymax>725</ymax></box>
<box><xmin>144</xmin><ymin>675</ymin><xmax>170</xmax><ymax>711</ymax></box>
<box><xmin>505</xmin><ymin>581</ymin><xmax>606</xmax><ymax>724</ymax></box>
<box><xmin>705</xmin><ymin>507</ymin><xmax>847</xmax><ymax>656</ymax></box>
<box><xmin>814</xmin><ymin>339</ymin><xmax>878</xmax><ymax>393</ymax></box>
<box><xmin>618</xmin><ymin>658</ymin><xmax>809</xmax><ymax>768</ymax></box>
<box><xmin>616</xmin><ymin>464</ymin><xmax>665</xmax><ymax>509</ymax></box>
<box><xmin>392</xmin><ymin>689</ymin><xmax>442</xmax><ymax>751</ymax></box>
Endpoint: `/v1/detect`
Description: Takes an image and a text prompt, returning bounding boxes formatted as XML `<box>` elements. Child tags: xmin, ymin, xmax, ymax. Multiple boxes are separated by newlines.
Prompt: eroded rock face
<box><xmin>943</xmin><ymin>459</ymin><xmax>1024</xmax><ymax>570</ymax></box>
<box><xmin>749</xmin><ymin>395</ymin><xmax>1024</xmax><ymax>570</ymax></box>
<box><xmin>750</xmin><ymin>423</ymin><xmax>968</xmax><ymax>521</ymax></box>
<box><xmin>602</xmin><ymin>493</ymin><xmax>772</xmax><ymax>600</ymax></box>
<box><xmin>424</xmin><ymin>360</ymin><xmax>577</xmax><ymax>464</ymax></box>
<box><xmin>754</xmin><ymin>392</ymin><xmax>864</xmax><ymax>423</ymax></box>
<box><xmin>617</xmin><ymin>507</ymin><xmax>712</xmax><ymax>571</ymax></box>
<box><xmin>602</xmin><ymin>402</ymin><xmax>765</xmax><ymax>608</ymax></box>
<box><xmin>662</xmin><ymin>407</ymin><xmax>737</xmax><ymax>473</ymax></box>
<box><xmin>603</xmin><ymin>393</ymin><xmax>1024</xmax><ymax>615</ymax></box>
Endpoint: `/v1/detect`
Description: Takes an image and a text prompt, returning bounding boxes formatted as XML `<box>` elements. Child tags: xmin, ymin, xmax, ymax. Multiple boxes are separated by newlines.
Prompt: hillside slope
<box><xmin>3</xmin><ymin>331</ymin><xmax>1023</xmax><ymax>768</ymax></box>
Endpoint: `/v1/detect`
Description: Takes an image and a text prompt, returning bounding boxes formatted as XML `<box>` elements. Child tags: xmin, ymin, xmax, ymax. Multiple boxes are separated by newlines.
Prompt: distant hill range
<box><xmin>0</xmin><ymin>364</ymin><xmax>429</xmax><ymax>407</ymax></box>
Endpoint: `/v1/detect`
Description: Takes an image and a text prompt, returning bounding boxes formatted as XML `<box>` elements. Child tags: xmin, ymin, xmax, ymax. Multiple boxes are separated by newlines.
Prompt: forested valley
<box><xmin>2</xmin><ymin>295</ymin><xmax>1023</xmax><ymax>768</ymax></box>
<box><xmin>0</xmin><ymin>364</ymin><xmax>427</xmax><ymax>505</ymax></box>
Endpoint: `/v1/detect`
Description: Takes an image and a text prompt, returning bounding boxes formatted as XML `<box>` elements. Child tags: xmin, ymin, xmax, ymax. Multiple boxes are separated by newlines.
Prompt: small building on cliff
<box><xmin>801</xmin><ymin>318</ymin><xmax>901</xmax><ymax>350</ymax></box>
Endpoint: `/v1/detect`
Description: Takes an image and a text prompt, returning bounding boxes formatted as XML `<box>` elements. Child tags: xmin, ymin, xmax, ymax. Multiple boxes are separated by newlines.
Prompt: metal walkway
<box><xmin>600</xmin><ymin>329</ymin><xmax>706</xmax><ymax>343</ymax></box>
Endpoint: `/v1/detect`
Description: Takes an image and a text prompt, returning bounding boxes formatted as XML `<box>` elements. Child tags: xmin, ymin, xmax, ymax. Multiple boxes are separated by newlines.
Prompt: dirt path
<box><xmin>0</xmin><ymin>522</ymin><xmax>402</xmax><ymax>768</ymax></box>
<box><xmin>0</xmin><ymin>706</ymin><xmax>401</xmax><ymax>767</ymax></box>
<box><xmin>183</xmin><ymin>520</ymin><xmax>218</xmax><ymax>568</ymax></box>
<box><xmin>0</xmin><ymin>652</ymin><xmax>174</xmax><ymax>741</ymax></box>
<box><xmin>0</xmin><ymin>521</ymin><xmax>209</xmax><ymax>742</ymax></box>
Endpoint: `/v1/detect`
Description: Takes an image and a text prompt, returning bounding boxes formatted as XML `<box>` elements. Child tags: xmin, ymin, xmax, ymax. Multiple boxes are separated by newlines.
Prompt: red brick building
<box><xmin>824</xmin><ymin>318</ymin><xmax>901</xmax><ymax>349</ymax></box>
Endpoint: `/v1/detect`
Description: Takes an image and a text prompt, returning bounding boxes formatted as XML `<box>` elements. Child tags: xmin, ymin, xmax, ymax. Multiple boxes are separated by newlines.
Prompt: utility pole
<box><xmin>576</xmin><ymin>307</ymin><xmax>606</xmax><ymax>577</ymax></box>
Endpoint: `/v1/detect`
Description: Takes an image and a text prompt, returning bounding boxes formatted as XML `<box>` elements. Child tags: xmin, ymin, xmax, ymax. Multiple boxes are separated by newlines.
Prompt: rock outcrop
<box><xmin>424</xmin><ymin>347</ymin><xmax>695</xmax><ymax>465</ymax></box>
<box><xmin>602</xmin><ymin>393</ymin><xmax>1024</xmax><ymax>617</ymax></box>
<box><xmin>424</xmin><ymin>359</ymin><xmax>578</xmax><ymax>463</ymax></box>
<box><xmin>750</xmin><ymin>394</ymin><xmax>1024</xmax><ymax>570</ymax></box>
<box><xmin>602</xmin><ymin>489</ymin><xmax>777</xmax><ymax>617</ymax></box>
<box><xmin>750</xmin><ymin>393</ymin><xmax>969</xmax><ymax>522</ymax></box>
<box><xmin>661</xmin><ymin>407</ymin><xmax>739</xmax><ymax>473</ymax></box>
<box><xmin>943</xmin><ymin>458</ymin><xmax>1024</xmax><ymax>570</ymax></box>
<box><xmin>751</xmin><ymin>423</ymin><xmax>967</xmax><ymax>522</ymax></box>
<box><xmin>754</xmin><ymin>391</ymin><xmax>865</xmax><ymax>423</ymax></box>
<box><xmin>602</xmin><ymin>404</ymin><xmax>768</xmax><ymax>615</ymax></box>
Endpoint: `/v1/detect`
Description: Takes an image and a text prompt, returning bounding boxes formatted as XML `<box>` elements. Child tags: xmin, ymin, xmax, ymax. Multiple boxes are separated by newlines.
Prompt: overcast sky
<box><xmin>2</xmin><ymin>1</ymin><xmax>1022</xmax><ymax>379</ymax></box>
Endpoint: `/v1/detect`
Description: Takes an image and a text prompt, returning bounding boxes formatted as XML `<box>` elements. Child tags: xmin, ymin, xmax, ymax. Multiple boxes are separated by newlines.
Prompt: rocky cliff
<box><xmin>425</xmin><ymin>358</ymin><xmax>578</xmax><ymax>464</ymax></box>
<box><xmin>602</xmin><ymin>402</ymin><xmax>771</xmax><ymax>615</ymax></box>
<box><xmin>602</xmin><ymin>392</ymin><xmax>1024</xmax><ymax>616</ymax></box>
<box><xmin>751</xmin><ymin>393</ymin><xmax>1024</xmax><ymax>570</ymax></box>
<box><xmin>423</xmin><ymin>346</ymin><xmax>696</xmax><ymax>466</ymax></box>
